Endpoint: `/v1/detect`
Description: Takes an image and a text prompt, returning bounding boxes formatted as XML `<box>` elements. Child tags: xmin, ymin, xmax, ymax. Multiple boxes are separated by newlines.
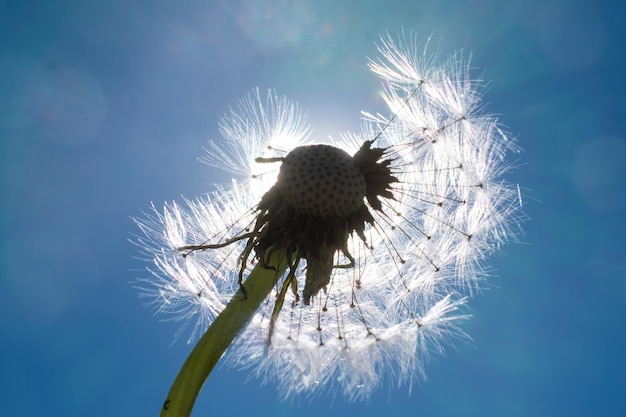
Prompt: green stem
<box><xmin>160</xmin><ymin>251</ymin><xmax>288</xmax><ymax>417</ymax></box>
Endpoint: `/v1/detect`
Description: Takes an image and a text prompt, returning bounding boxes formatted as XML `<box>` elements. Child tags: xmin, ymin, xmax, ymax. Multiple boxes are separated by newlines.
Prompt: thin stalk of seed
<box><xmin>160</xmin><ymin>251</ymin><xmax>289</xmax><ymax>417</ymax></box>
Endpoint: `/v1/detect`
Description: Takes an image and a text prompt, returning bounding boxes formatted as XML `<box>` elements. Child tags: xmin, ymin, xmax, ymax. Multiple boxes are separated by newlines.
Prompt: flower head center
<box><xmin>277</xmin><ymin>145</ymin><xmax>367</xmax><ymax>218</ymax></box>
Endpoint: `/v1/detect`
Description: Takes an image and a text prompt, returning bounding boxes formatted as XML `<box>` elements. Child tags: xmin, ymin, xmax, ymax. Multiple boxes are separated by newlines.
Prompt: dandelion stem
<box><xmin>160</xmin><ymin>251</ymin><xmax>288</xmax><ymax>417</ymax></box>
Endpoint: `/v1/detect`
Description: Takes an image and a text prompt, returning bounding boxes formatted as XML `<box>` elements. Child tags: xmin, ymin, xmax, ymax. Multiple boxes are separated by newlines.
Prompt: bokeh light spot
<box><xmin>573</xmin><ymin>137</ymin><xmax>626</xmax><ymax>212</ymax></box>
<box><xmin>0</xmin><ymin>55</ymin><xmax>49</xmax><ymax>130</ymax></box>
<box><xmin>38</xmin><ymin>65</ymin><xmax>108</xmax><ymax>145</ymax></box>
<box><xmin>235</xmin><ymin>0</ymin><xmax>314</xmax><ymax>49</ymax></box>
<box><xmin>0</xmin><ymin>55</ymin><xmax>108</xmax><ymax>145</ymax></box>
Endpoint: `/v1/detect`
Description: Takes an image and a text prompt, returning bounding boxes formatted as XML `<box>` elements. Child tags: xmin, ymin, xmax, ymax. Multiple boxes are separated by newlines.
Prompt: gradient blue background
<box><xmin>1</xmin><ymin>1</ymin><xmax>624</xmax><ymax>416</ymax></box>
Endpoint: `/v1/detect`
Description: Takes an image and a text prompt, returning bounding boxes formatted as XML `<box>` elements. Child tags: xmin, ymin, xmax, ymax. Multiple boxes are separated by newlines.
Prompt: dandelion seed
<box><xmin>134</xmin><ymin>32</ymin><xmax>523</xmax><ymax>415</ymax></box>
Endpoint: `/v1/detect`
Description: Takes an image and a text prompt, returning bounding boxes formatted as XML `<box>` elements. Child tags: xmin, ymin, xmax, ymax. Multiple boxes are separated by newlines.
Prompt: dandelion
<box><xmin>134</xmin><ymin>32</ymin><xmax>523</xmax><ymax>416</ymax></box>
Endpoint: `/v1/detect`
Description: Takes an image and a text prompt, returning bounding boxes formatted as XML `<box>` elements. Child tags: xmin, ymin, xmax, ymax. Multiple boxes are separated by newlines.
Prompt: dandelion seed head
<box><xmin>134</xmin><ymin>32</ymin><xmax>524</xmax><ymax>400</ymax></box>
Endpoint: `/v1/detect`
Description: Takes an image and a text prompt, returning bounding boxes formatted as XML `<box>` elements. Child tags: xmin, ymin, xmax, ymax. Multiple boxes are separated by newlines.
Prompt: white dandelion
<box><xmin>134</xmin><ymin>32</ymin><xmax>523</xmax><ymax>416</ymax></box>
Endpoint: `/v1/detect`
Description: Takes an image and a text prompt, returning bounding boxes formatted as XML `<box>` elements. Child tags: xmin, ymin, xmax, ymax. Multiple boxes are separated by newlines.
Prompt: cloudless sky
<box><xmin>1</xmin><ymin>1</ymin><xmax>625</xmax><ymax>416</ymax></box>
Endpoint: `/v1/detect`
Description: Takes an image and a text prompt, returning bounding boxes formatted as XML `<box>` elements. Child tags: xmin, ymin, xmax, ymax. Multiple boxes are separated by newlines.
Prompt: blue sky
<box><xmin>1</xmin><ymin>1</ymin><xmax>625</xmax><ymax>416</ymax></box>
